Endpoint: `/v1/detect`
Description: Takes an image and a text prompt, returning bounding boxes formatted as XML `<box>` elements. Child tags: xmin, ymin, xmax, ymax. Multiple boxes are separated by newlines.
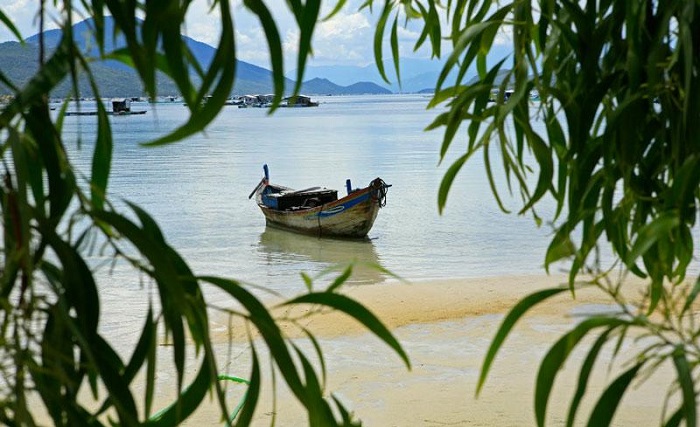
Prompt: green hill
<box><xmin>0</xmin><ymin>17</ymin><xmax>394</xmax><ymax>98</ymax></box>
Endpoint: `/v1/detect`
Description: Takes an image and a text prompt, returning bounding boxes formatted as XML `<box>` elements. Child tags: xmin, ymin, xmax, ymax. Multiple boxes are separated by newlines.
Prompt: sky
<box><xmin>0</xmin><ymin>0</ymin><xmax>443</xmax><ymax>70</ymax></box>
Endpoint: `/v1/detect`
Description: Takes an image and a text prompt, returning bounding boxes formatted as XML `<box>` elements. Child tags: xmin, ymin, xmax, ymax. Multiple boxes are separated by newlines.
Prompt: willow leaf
<box><xmin>245</xmin><ymin>0</ymin><xmax>284</xmax><ymax>105</ymax></box>
<box><xmin>672</xmin><ymin>346</ymin><xmax>697</xmax><ymax>427</ymax></box>
<box><xmin>536</xmin><ymin>318</ymin><xmax>630</xmax><ymax>426</ymax></box>
<box><xmin>0</xmin><ymin>10</ymin><xmax>22</xmax><ymax>41</ymax></box>
<box><xmin>477</xmin><ymin>287</ymin><xmax>569</xmax><ymax>396</ymax></box>
<box><xmin>627</xmin><ymin>212</ymin><xmax>679</xmax><ymax>268</ymax></box>
<box><xmin>390</xmin><ymin>15</ymin><xmax>401</xmax><ymax>87</ymax></box>
<box><xmin>293</xmin><ymin>344</ymin><xmax>336</xmax><ymax>424</ymax></box>
<box><xmin>567</xmin><ymin>328</ymin><xmax>614</xmax><ymax>427</ymax></box>
<box><xmin>146</xmin><ymin>0</ymin><xmax>235</xmax><ymax>146</ymax></box>
<box><xmin>291</xmin><ymin>0</ymin><xmax>321</xmax><ymax>98</ymax></box>
<box><xmin>323</xmin><ymin>0</ymin><xmax>349</xmax><ymax>20</ymax></box>
<box><xmin>91</xmin><ymin>335</ymin><xmax>139</xmax><ymax>424</ymax></box>
<box><xmin>438</xmin><ymin>153</ymin><xmax>469</xmax><ymax>214</ymax></box>
<box><xmin>285</xmin><ymin>292</ymin><xmax>410</xmax><ymax>369</ymax></box>
<box><xmin>234</xmin><ymin>345</ymin><xmax>261</xmax><ymax>427</ymax></box>
<box><xmin>586</xmin><ymin>363</ymin><xmax>643</xmax><ymax>427</ymax></box>
<box><xmin>302</xmin><ymin>326</ymin><xmax>328</xmax><ymax>389</ymax></box>
<box><xmin>123</xmin><ymin>307</ymin><xmax>155</xmax><ymax>384</ymax></box>
<box><xmin>682</xmin><ymin>277</ymin><xmax>700</xmax><ymax>314</ymax></box>
<box><xmin>545</xmin><ymin>228</ymin><xmax>576</xmax><ymax>272</ymax></box>
<box><xmin>664</xmin><ymin>407</ymin><xmax>685</xmax><ymax>427</ymax></box>
<box><xmin>374</xmin><ymin>2</ymin><xmax>393</xmax><ymax>83</ymax></box>
<box><xmin>200</xmin><ymin>276</ymin><xmax>307</xmax><ymax>402</ymax></box>
<box><xmin>327</xmin><ymin>264</ymin><xmax>353</xmax><ymax>293</ymax></box>
<box><xmin>146</xmin><ymin>358</ymin><xmax>212</xmax><ymax>426</ymax></box>
<box><xmin>90</xmin><ymin>97</ymin><xmax>112</xmax><ymax>211</ymax></box>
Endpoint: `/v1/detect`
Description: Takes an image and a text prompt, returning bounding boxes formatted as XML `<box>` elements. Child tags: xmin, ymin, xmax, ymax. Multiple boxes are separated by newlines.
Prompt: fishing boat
<box><xmin>249</xmin><ymin>165</ymin><xmax>391</xmax><ymax>238</ymax></box>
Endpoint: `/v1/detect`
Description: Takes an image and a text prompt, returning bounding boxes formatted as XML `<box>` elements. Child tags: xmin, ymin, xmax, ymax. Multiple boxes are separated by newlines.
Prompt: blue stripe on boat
<box><xmin>316</xmin><ymin>191</ymin><xmax>370</xmax><ymax>218</ymax></box>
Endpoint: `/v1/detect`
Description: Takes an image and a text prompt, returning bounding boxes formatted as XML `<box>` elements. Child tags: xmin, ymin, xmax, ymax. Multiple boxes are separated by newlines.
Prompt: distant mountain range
<box><xmin>0</xmin><ymin>17</ymin><xmax>514</xmax><ymax>98</ymax></box>
<box><xmin>0</xmin><ymin>17</ymin><xmax>391</xmax><ymax>98</ymax></box>
<box><xmin>292</xmin><ymin>46</ymin><xmax>514</xmax><ymax>93</ymax></box>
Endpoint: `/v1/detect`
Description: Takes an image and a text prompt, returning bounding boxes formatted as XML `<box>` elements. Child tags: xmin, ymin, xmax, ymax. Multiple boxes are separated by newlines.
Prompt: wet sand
<box><xmin>173</xmin><ymin>274</ymin><xmax>676</xmax><ymax>426</ymax></box>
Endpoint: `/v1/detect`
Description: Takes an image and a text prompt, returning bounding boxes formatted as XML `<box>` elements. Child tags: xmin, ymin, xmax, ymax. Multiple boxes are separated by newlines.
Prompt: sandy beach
<box><xmin>154</xmin><ymin>273</ymin><xmax>677</xmax><ymax>426</ymax></box>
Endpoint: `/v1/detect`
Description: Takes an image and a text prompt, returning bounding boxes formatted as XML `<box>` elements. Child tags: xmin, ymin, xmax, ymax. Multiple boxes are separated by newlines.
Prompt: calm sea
<box><xmin>60</xmin><ymin>94</ymin><xmax>557</xmax><ymax>300</ymax></box>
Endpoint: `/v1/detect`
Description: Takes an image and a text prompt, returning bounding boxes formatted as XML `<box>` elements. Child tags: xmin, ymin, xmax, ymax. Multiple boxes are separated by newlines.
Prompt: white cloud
<box><xmin>0</xmin><ymin>0</ymin><xmax>445</xmax><ymax>68</ymax></box>
<box><xmin>1</xmin><ymin>0</ymin><xmax>50</xmax><ymax>41</ymax></box>
<box><xmin>183</xmin><ymin>1</ymin><xmax>222</xmax><ymax>46</ymax></box>
<box><xmin>494</xmin><ymin>26</ymin><xmax>514</xmax><ymax>46</ymax></box>
<box><xmin>310</xmin><ymin>11</ymin><xmax>373</xmax><ymax>66</ymax></box>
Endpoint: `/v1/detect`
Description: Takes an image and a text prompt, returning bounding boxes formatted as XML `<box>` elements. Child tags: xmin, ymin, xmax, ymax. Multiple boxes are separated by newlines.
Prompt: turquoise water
<box><xmin>61</xmin><ymin>94</ymin><xmax>557</xmax><ymax>297</ymax></box>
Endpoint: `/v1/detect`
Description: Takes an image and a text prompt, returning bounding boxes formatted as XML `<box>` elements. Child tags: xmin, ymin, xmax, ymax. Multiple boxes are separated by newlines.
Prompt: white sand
<box><xmin>28</xmin><ymin>274</ymin><xmax>677</xmax><ymax>425</ymax></box>
<box><xmin>171</xmin><ymin>274</ymin><xmax>678</xmax><ymax>426</ymax></box>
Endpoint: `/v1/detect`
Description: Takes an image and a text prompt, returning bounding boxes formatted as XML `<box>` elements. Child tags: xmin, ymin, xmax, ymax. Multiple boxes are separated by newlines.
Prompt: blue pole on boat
<box><xmin>263</xmin><ymin>164</ymin><xmax>269</xmax><ymax>181</ymax></box>
<box><xmin>346</xmin><ymin>179</ymin><xmax>352</xmax><ymax>195</ymax></box>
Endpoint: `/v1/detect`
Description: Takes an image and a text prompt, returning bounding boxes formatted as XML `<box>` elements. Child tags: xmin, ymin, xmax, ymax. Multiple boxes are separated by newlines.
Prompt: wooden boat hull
<box><xmin>253</xmin><ymin>175</ymin><xmax>389</xmax><ymax>238</ymax></box>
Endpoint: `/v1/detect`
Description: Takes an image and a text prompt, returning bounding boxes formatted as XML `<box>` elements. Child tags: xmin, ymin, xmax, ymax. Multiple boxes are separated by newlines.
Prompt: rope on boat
<box><xmin>373</xmin><ymin>178</ymin><xmax>390</xmax><ymax>208</ymax></box>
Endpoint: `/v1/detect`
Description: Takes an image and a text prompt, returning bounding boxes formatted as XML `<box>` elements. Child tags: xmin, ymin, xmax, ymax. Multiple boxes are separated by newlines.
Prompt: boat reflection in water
<box><xmin>257</xmin><ymin>227</ymin><xmax>387</xmax><ymax>286</ymax></box>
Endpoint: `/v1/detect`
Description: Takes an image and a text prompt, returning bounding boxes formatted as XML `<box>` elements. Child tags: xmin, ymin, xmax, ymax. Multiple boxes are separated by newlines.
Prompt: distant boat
<box><xmin>282</xmin><ymin>95</ymin><xmax>319</xmax><ymax>107</ymax></box>
<box><xmin>65</xmin><ymin>98</ymin><xmax>146</xmax><ymax>116</ymax></box>
<box><xmin>249</xmin><ymin>165</ymin><xmax>391</xmax><ymax>238</ymax></box>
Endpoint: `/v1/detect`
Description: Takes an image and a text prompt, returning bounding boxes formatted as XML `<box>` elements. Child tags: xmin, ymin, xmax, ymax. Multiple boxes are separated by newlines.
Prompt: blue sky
<box><xmin>0</xmin><ymin>0</ymin><xmax>443</xmax><ymax>70</ymax></box>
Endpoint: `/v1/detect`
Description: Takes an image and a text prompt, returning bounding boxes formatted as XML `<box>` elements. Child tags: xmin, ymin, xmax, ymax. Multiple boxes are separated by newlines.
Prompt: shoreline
<box><xmin>192</xmin><ymin>273</ymin><xmax>673</xmax><ymax>426</ymax></box>
<box><xmin>208</xmin><ymin>273</ymin><xmax>629</xmax><ymax>342</ymax></box>
<box><xmin>30</xmin><ymin>273</ymin><xmax>672</xmax><ymax>426</ymax></box>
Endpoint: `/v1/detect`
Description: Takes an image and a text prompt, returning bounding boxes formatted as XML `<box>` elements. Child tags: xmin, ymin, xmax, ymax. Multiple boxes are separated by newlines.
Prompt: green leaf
<box><xmin>664</xmin><ymin>407</ymin><xmax>685</xmax><ymax>427</ymax></box>
<box><xmin>290</xmin><ymin>0</ymin><xmax>321</xmax><ymax>99</ymax></box>
<box><xmin>327</xmin><ymin>264</ymin><xmax>353</xmax><ymax>293</ymax></box>
<box><xmin>672</xmin><ymin>346</ymin><xmax>697</xmax><ymax>427</ymax></box>
<box><xmin>217</xmin><ymin>374</ymin><xmax>250</xmax><ymax>424</ymax></box>
<box><xmin>626</xmin><ymin>212</ymin><xmax>679</xmax><ymax>270</ymax></box>
<box><xmin>285</xmin><ymin>292</ymin><xmax>411</xmax><ymax>369</ymax></box>
<box><xmin>147</xmin><ymin>358</ymin><xmax>212</xmax><ymax>426</ymax></box>
<box><xmin>390</xmin><ymin>15</ymin><xmax>401</xmax><ymax>87</ymax></box>
<box><xmin>682</xmin><ymin>276</ymin><xmax>700</xmax><ymax>314</ymax></box>
<box><xmin>544</xmin><ymin>228</ymin><xmax>576</xmax><ymax>271</ymax></box>
<box><xmin>123</xmin><ymin>307</ymin><xmax>156</xmax><ymax>384</ymax></box>
<box><xmin>477</xmin><ymin>287</ymin><xmax>569</xmax><ymax>396</ymax></box>
<box><xmin>244</xmin><ymin>0</ymin><xmax>285</xmax><ymax>107</ymax></box>
<box><xmin>91</xmin><ymin>335</ymin><xmax>139</xmax><ymax>424</ymax></box>
<box><xmin>535</xmin><ymin>318</ymin><xmax>631</xmax><ymax>426</ymax></box>
<box><xmin>586</xmin><ymin>363</ymin><xmax>643</xmax><ymax>427</ymax></box>
<box><xmin>301</xmin><ymin>272</ymin><xmax>313</xmax><ymax>291</ymax></box>
<box><xmin>90</xmin><ymin>97</ymin><xmax>113</xmax><ymax>211</ymax></box>
<box><xmin>233</xmin><ymin>345</ymin><xmax>261</xmax><ymax>426</ymax></box>
<box><xmin>438</xmin><ymin>153</ymin><xmax>469</xmax><ymax>214</ymax></box>
<box><xmin>567</xmin><ymin>328</ymin><xmax>615</xmax><ymax>427</ymax></box>
<box><xmin>301</xmin><ymin>327</ymin><xmax>327</xmax><ymax>390</ymax></box>
<box><xmin>435</xmin><ymin>5</ymin><xmax>512</xmax><ymax>92</ymax></box>
<box><xmin>145</xmin><ymin>0</ymin><xmax>236</xmax><ymax>145</ymax></box>
<box><xmin>332</xmin><ymin>394</ymin><xmax>355</xmax><ymax>425</ymax></box>
<box><xmin>200</xmin><ymin>277</ymin><xmax>308</xmax><ymax>402</ymax></box>
<box><xmin>293</xmin><ymin>344</ymin><xmax>336</xmax><ymax>425</ymax></box>
<box><xmin>373</xmin><ymin>2</ymin><xmax>393</xmax><ymax>83</ymax></box>
<box><xmin>0</xmin><ymin>10</ymin><xmax>23</xmax><ymax>41</ymax></box>
<box><xmin>323</xmin><ymin>0</ymin><xmax>349</xmax><ymax>21</ymax></box>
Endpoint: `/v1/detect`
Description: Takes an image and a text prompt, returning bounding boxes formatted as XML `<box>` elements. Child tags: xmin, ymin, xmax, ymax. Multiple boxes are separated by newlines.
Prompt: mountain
<box><xmin>1</xmin><ymin>17</ymin><xmax>393</xmax><ymax>97</ymax></box>
<box><xmin>293</xmin><ymin>47</ymin><xmax>514</xmax><ymax>93</ymax></box>
<box><xmin>301</xmin><ymin>78</ymin><xmax>391</xmax><ymax>95</ymax></box>
<box><xmin>7</xmin><ymin>18</ymin><xmax>284</xmax><ymax>97</ymax></box>
<box><xmin>0</xmin><ymin>40</ymin><xmax>182</xmax><ymax>97</ymax></box>
<box><xmin>0</xmin><ymin>18</ymin><xmax>518</xmax><ymax>98</ymax></box>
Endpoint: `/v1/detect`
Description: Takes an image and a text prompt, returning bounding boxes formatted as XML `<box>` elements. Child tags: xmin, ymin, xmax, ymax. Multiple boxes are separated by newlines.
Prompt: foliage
<box><xmin>0</xmin><ymin>2</ymin><xmax>408</xmax><ymax>426</ymax></box>
<box><xmin>372</xmin><ymin>0</ymin><xmax>700</xmax><ymax>425</ymax></box>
